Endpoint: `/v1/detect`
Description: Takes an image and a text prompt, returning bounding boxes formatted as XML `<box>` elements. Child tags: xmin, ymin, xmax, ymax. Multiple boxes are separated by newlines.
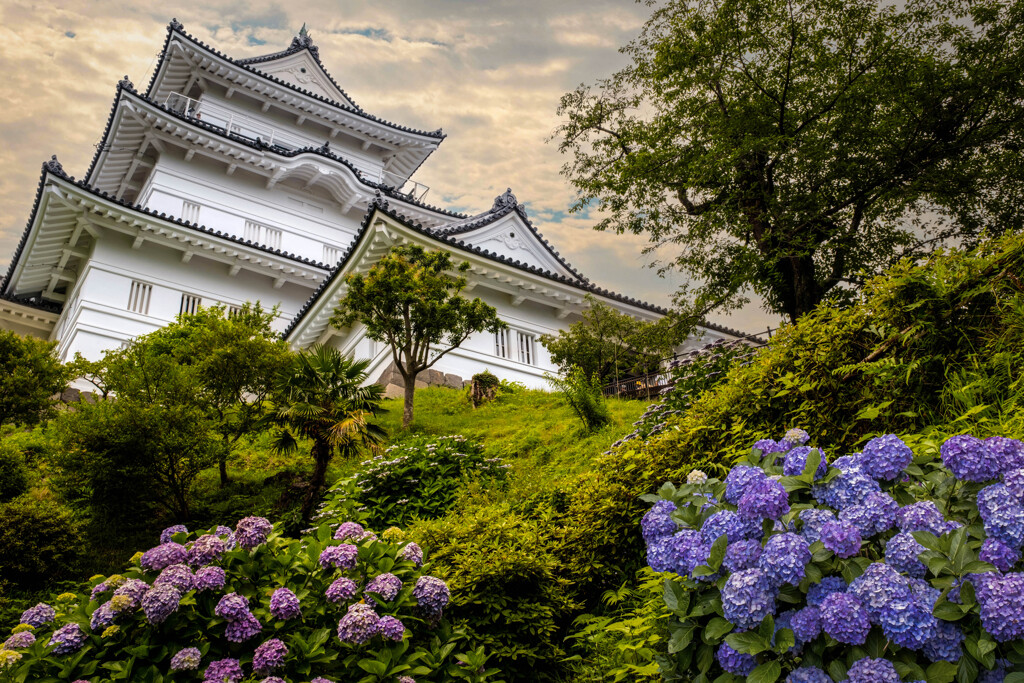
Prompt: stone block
<box><xmin>414</xmin><ymin>379</ymin><xmax>429</xmax><ymax>389</ymax></box>
<box><xmin>444</xmin><ymin>373</ymin><xmax>463</xmax><ymax>389</ymax></box>
<box><xmin>426</xmin><ymin>369</ymin><xmax>445</xmax><ymax>386</ymax></box>
<box><xmin>383</xmin><ymin>383</ymin><xmax>405</xmax><ymax>399</ymax></box>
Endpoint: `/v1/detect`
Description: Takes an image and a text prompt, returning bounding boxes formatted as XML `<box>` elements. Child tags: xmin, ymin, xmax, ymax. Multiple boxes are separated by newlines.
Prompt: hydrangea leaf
<box><xmin>704</xmin><ymin>617</ymin><xmax>733</xmax><ymax>642</ymax></box>
<box><xmin>925</xmin><ymin>661</ymin><xmax>958</xmax><ymax>683</ymax></box>
<box><xmin>746</xmin><ymin>660</ymin><xmax>781</xmax><ymax>683</ymax></box>
<box><xmin>724</xmin><ymin>631</ymin><xmax>769</xmax><ymax>655</ymax></box>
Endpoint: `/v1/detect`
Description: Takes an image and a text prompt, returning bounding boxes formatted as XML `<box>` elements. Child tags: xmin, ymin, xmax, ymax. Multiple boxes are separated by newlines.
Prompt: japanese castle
<box><xmin>0</xmin><ymin>21</ymin><xmax>744</xmax><ymax>388</ymax></box>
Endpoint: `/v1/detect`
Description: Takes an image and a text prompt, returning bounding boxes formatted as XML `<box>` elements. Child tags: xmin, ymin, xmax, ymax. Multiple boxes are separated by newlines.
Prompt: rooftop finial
<box><xmin>290</xmin><ymin>22</ymin><xmax>318</xmax><ymax>59</ymax></box>
<box><xmin>118</xmin><ymin>75</ymin><xmax>135</xmax><ymax>91</ymax></box>
<box><xmin>299</xmin><ymin>22</ymin><xmax>308</xmax><ymax>38</ymax></box>
<box><xmin>169</xmin><ymin>18</ymin><xmax>184</xmax><ymax>32</ymax></box>
<box><xmin>44</xmin><ymin>155</ymin><xmax>65</xmax><ymax>176</ymax></box>
<box><xmin>491</xmin><ymin>188</ymin><xmax>518</xmax><ymax>213</ymax></box>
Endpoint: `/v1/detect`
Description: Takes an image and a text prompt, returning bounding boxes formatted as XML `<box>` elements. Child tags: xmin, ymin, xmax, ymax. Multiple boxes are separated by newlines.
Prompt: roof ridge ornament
<box><xmin>290</xmin><ymin>23</ymin><xmax>319</xmax><ymax>60</ymax></box>
<box><xmin>169</xmin><ymin>18</ymin><xmax>184</xmax><ymax>32</ymax></box>
<box><xmin>118</xmin><ymin>75</ymin><xmax>135</xmax><ymax>91</ymax></box>
<box><xmin>491</xmin><ymin>187</ymin><xmax>528</xmax><ymax>218</ymax></box>
<box><xmin>43</xmin><ymin>155</ymin><xmax>65</xmax><ymax>176</ymax></box>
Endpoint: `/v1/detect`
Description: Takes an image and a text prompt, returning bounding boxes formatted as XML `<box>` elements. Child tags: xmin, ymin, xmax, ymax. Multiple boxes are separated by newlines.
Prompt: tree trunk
<box><xmin>772</xmin><ymin>253</ymin><xmax>823</xmax><ymax>323</ymax></box>
<box><xmin>218</xmin><ymin>452</ymin><xmax>229</xmax><ymax>488</ymax></box>
<box><xmin>302</xmin><ymin>439</ymin><xmax>333</xmax><ymax>520</ymax></box>
<box><xmin>402</xmin><ymin>375</ymin><xmax>416</xmax><ymax>429</ymax></box>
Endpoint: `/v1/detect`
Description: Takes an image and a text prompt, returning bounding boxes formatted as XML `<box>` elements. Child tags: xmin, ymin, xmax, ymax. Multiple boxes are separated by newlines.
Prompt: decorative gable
<box><xmin>251</xmin><ymin>50</ymin><xmax>356</xmax><ymax>108</ymax></box>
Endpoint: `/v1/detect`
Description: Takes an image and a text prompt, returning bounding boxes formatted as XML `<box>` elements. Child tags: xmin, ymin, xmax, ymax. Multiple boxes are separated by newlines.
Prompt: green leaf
<box><xmin>708</xmin><ymin>534</ymin><xmax>729</xmax><ymax>571</ymax></box>
<box><xmin>725</xmin><ymin>631</ymin><xmax>769</xmax><ymax>655</ymax></box>
<box><xmin>925</xmin><ymin>661</ymin><xmax>957</xmax><ymax>683</ymax></box>
<box><xmin>828</xmin><ymin>660</ymin><xmax>848</xmax><ymax>683</ymax></box>
<box><xmin>773</xmin><ymin>628</ymin><xmax>795</xmax><ymax>654</ymax></box>
<box><xmin>933</xmin><ymin>601</ymin><xmax>966</xmax><ymax>621</ymax></box>
<box><xmin>746</xmin><ymin>661</ymin><xmax>781</xmax><ymax>683</ymax></box>
<box><xmin>705</xmin><ymin>617</ymin><xmax>734</xmax><ymax>642</ymax></box>
<box><xmin>669</xmin><ymin>625</ymin><xmax>695</xmax><ymax>653</ymax></box>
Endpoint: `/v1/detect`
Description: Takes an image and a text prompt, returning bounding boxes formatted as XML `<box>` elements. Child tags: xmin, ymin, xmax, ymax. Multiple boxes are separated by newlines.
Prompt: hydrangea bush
<box><xmin>642</xmin><ymin>431</ymin><xmax>1024</xmax><ymax>683</ymax></box>
<box><xmin>0</xmin><ymin>516</ymin><xmax>501</xmax><ymax>683</ymax></box>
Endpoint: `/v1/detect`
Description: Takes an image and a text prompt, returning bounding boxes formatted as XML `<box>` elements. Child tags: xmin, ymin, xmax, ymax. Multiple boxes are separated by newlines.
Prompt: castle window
<box><xmin>517</xmin><ymin>332</ymin><xmax>535</xmax><ymax>365</ymax></box>
<box><xmin>244</xmin><ymin>221</ymin><xmax>282</xmax><ymax>249</ymax></box>
<box><xmin>494</xmin><ymin>328</ymin><xmax>510</xmax><ymax>359</ymax></box>
<box><xmin>127</xmin><ymin>280</ymin><xmax>152</xmax><ymax>315</ymax></box>
<box><xmin>227</xmin><ymin>305</ymin><xmax>242</xmax><ymax>318</ymax></box>
<box><xmin>323</xmin><ymin>245</ymin><xmax>342</xmax><ymax>264</ymax></box>
<box><xmin>180</xmin><ymin>293</ymin><xmax>202</xmax><ymax>316</ymax></box>
<box><xmin>181</xmin><ymin>200</ymin><xmax>200</xmax><ymax>223</ymax></box>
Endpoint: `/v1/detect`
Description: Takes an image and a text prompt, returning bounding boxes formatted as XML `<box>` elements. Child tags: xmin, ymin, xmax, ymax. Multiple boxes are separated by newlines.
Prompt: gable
<box><xmin>448</xmin><ymin>212</ymin><xmax>580</xmax><ymax>280</ymax></box>
<box><xmin>250</xmin><ymin>51</ymin><xmax>356</xmax><ymax>109</ymax></box>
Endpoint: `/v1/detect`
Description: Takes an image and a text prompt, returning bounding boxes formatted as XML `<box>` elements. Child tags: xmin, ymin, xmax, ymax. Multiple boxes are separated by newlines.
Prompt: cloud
<box><xmin>0</xmin><ymin>0</ymin><xmax>777</xmax><ymax>334</ymax></box>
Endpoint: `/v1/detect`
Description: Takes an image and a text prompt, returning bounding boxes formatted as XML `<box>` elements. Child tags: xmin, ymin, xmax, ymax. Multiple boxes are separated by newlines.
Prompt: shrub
<box><xmin>411</xmin><ymin>505</ymin><xmax>579</xmax><ymax>682</ymax></box>
<box><xmin>643</xmin><ymin>431</ymin><xmax>1024</xmax><ymax>682</ymax></box>
<box><xmin>0</xmin><ymin>516</ymin><xmax>502</xmax><ymax>682</ymax></box>
<box><xmin>0</xmin><ymin>494</ymin><xmax>84</xmax><ymax>591</ymax></box>
<box><xmin>352</xmin><ymin>435</ymin><xmax>507</xmax><ymax>528</ymax></box>
<box><xmin>0</xmin><ymin>330</ymin><xmax>72</xmax><ymax>427</ymax></box>
<box><xmin>0</xmin><ymin>442</ymin><xmax>30</xmax><ymax>503</ymax></box>
<box><xmin>546</xmin><ymin>366</ymin><xmax>610</xmax><ymax>432</ymax></box>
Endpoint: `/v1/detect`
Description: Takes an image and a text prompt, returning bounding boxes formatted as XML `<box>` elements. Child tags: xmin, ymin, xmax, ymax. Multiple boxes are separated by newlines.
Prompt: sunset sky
<box><xmin>0</xmin><ymin>0</ymin><xmax>781</xmax><ymax>334</ymax></box>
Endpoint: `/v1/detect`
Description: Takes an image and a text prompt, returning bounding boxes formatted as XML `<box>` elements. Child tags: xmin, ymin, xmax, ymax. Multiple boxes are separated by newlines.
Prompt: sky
<box><xmin>0</xmin><ymin>0</ymin><xmax>782</xmax><ymax>335</ymax></box>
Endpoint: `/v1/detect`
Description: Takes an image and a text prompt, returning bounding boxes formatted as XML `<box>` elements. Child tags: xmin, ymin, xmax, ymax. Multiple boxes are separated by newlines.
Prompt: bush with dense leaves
<box><xmin>546</xmin><ymin>366</ymin><xmax>611</xmax><ymax>432</ymax></box>
<box><xmin>643</xmin><ymin>431</ymin><xmax>1024</xmax><ymax>682</ymax></box>
<box><xmin>0</xmin><ymin>514</ymin><xmax>502</xmax><ymax>683</ymax></box>
<box><xmin>0</xmin><ymin>442</ymin><xmax>30</xmax><ymax>503</ymax></box>
<box><xmin>0</xmin><ymin>495</ymin><xmax>84</xmax><ymax>591</ymax></box>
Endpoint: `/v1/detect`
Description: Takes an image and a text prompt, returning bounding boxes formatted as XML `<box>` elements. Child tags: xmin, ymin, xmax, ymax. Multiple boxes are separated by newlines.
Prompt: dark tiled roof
<box><xmin>0</xmin><ymin>287</ymin><xmax>63</xmax><ymax>315</ymax></box>
<box><xmin>2</xmin><ymin>158</ymin><xmax>331</xmax><ymax>298</ymax></box>
<box><xmin>84</xmin><ymin>83</ymin><xmax>466</xmax><ymax>221</ymax></box>
<box><xmin>147</xmin><ymin>20</ymin><xmax>445</xmax><ymax>141</ymax></box>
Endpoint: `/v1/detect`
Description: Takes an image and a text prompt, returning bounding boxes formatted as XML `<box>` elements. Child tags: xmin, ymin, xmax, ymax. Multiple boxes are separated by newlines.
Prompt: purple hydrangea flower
<box><xmin>978</xmin><ymin>663</ymin><xmax>1008</xmax><ymax>683</ymax></box>
<box><xmin>787</xmin><ymin>667</ymin><xmax>831</xmax><ymax>683</ymax></box>
<box><xmin>1005</xmin><ymin>468</ymin><xmax>1024</xmax><ymax>502</ymax></box>
<box><xmin>378</xmin><ymin>615</ymin><xmax>405</xmax><ymax>641</ymax></box>
<box><xmin>790</xmin><ymin>606</ymin><xmax>821</xmax><ymax>642</ymax></box>
<box><xmin>716</xmin><ymin>642</ymin><xmax>755</xmax><ymax>675</ymax></box>
<box><xmin>90</xmin><ymin>602</ymin><xmax>116</xmax><ymax>631</ymax></box>
<box><xmin>831</xmin><ymin>454</ymin><xmax>864</xmax><ymax>473</ymax></box>
<box><xmin>319</xmin><ymin>544</ymin><xmax>358</xmax><ymax>571</ymax></box>
<box><xmin>154</xmin><ymin>564</ymin><xmax>194</xmax><ymax>593</ymax></box>
<box><xmin>112</xmin><ymin>579</ymin><xmax>150</xmax><ymax>609</ymax></box>
<box><xmin>140</xmin><ymin>542</ymin><xmax>188</xmax><ymax>572</ymax></box>
<box><xmin>812</xmin><ymin>469</ymin><xmax>880</xmax><ymax>510</ymax></box>
<box><xmin>849</xmin><ymin>563</ymin><xmax>911</xmax><ymax>624</ymax></box>
<box><xmin>721</xmin><ymin>568</ymin><xmax>776</xmax><ymax>630</ymax></box>
<box><xmin>723</xmin><ymin>539</ymin><xmax>762</xmax><ymax>573</ymax></box>
<box><xmin>668</xmin><ymin>530</ymin><xmax>713</xmax><ymax>579</ymax></box>
<box><xmin>807</xmin><ymin>576</ymin><xmax>847</xmax><ymax>606</ymax></box>
<box><xmin>862</xmin><ymin>492</ymin><xmax>899</xmax><ymax>534</ymax></box>
<box><xmin>838</xmin><ymin>505</ymin><xmax>875</xmax><ymax>538</ymax></box>
<box><xmin>333</xmin><ymin>521</ymin><xmax>366</xmax><ymax>541</ymax></box>
<box><xmin>215</xmin><ymin>593</ymin><xmax>250</xmax><ymax>621</ymax></box>
<box><xmin>725</xmin><ymin>465</ymin><xmax>767</xmax><ymax>504</ymax></box>
<box><xmin>923</xmin><ymin>620</ymin><xmax>964</xmax><ymax>663</ymax></box>
<box><xmin>269</xmin><ymin>587</ymin><xmax>301</xmax><ymax>620</ymax></box>
<box><xmin>366</xmin><ymin>573</ymin><xmax>403</xmax><ymax>601</ymax></box>
<box><xmin>413</xmin><ymin>576</ymin><xmax>450</xmax><ymax>617</ymax></box>
<box><xmin>195</xmin><ymin>566</ymin><xmax>226</xmax><ymax>592</ymax></box>
<box><xmin>646</xmin><ymin>536</ymin><xmax>673</xmax><ymax>572</ymax></box>
<box><xmin>978</xmin><ymin>572</ymin><xmax>1024</xmax><ymax>642</ymax></box>
<box><xmin>739</xmin><ymin>477</ymin><xmax>790</xmax><ymax>521</ymax></box>
<box><xmin>337</xmin><ymin>603</ymin><xmax>380</xmax><ymax>644</ymax></box>
<box><xmin>141</xmin><ymin>585</ymin><xmax>181</xmax><ymax>624</ymax></box>
<box><xmin>399</xmin><ymin>542</ymin><xmax>424</xmax><ymax>566</ymax></box>
<box><xmin>171</xmin><ymin>647</ymin><xmax>202</xmax><ymax>671</ymax></box>
<box><xmin>820</xmin><ymin>593</ymin><xmax>870</xmax><ymax>645</ymax></box>
<box><xmin>326</xmin><ymin>577</ymin><xmax>359</xmax><ymax>604</ymax></box>
<box><xmin>253</xmin><ymin>638</ymin><xmax>288</xmax><ymax>673</ymax></box>
<box><xmin>860</xmin><ymin>435</ymin><xmax>913</xmax><ymax>481</ymax></box>
<box><xmin>759</xmin><ymin>533</ymin><xmax>810</xmax><ymax>587</ymax></box>
<box><xmin>885</xmin><ymin>532</ymin><xmax>927</xmax><ymax>577</ymax></box>
<box><xmin>19</xmin><ymin>602</ymin><xmax>55</xmax><ymax>627</ymax></box>
<box><xmin>977</xmin><ymin>484</ymin><xmax>1024</xmax><ymax>548</ymax></box>
<box><xmin>188</xmin><ymin>534</ymin><xmax>226</xmax><ymax>567</ymax></box>
<box><xmin>846</xmin><ymin>658</ymin><xmax>901</xmax><ymax>683</ymax></box>
<box><xmin>941</xmin><ymin>435</ymin><xmax>1001</xmax><ymax>482</ymax></box>
<box><xmin>783</xmin><ymin>447</ymin><xmax>827</xmax><ymax>479</ymax></box>
<box><xmin>49</xmin><ymin>623</ymin><xmax>86</xmax><ymax>655</ymax></box>
<box><xmin>907</xmin><ymin>577</ymin><xmax>940</xmax><ymax>605</ymax></box>
<box><xmin>203</xmin><ymin>658</ymin><xmax>243</xmax><ymax>683</ymax></box>
<box><xmin>160</xmin><ymin>524</ymin><xmax>188</xmax><ymax>544</ymax></box>
<box><xmin>897</xmin><ymin>501</ymin><xmax>953</xmax><ymax>536</ymax></box>
<box><xmin>753</xmin><ymin>439</ymin><xmax>788</xmax><ymax>456</ymax></box>
<box><xmin>311</xmin><ymin>679</ymin><xmax>336</xmax><ymax>683</ymax></box>
<box><xmin>3</xmin><ymin>631</ymin><xmax>35</xmax><ymax>649</ymax></box>
<box><xmin>980</xmin><ymin>537</ymin><xmax>1020</xmax><ymax>571</ymax></box>
<box><xmin>988</xmin><ymin>437</ymin><xmax>1024</xmax><ymax>473</ymax></box>
<box><xmin>260</xmin><ymin>678</ymin><xmax>286</xmax><ymax>683</ymax></box>
<box><xmin>235</xmin><ymin>516</ymin><xmax>273</xmax><ymax>550</ymax></box>
<box><xmin>90</xmin><ymin>582</ymin><xmax>110</xmax><ymax>601</ymax></box>
<box><xmin>878</xmin><ymin>590</ymin><xmax>936</xmax><ymax>649</ymax></box>
<box><xmin>642</xmin><ymin>500</ymin><xmax>678</xmax><ymax>543</ymax></box>
<box><xmin>225</xmin><ymin>613</ymin><xmax>262</xmax><ymax>643</ymax></box>
<box><xmin>799</xmin><ymin>509</ymin><xmax>836</xmax><ymax>544</ymax></box>
<box><xmin>821</xmin><ymin>521</ymin><xmax>861</xmax><ymax>558</ymax></box>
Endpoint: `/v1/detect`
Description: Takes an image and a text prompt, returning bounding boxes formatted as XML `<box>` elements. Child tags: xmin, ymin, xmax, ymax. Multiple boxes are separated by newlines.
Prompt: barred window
<box><xmin>517</xmin><ymin>332</ymin><xmax>535</xmax><ymax>365</ymax></box>
<box><xmin>244</xmin><ymin>221</ymin><xmax>282</xmax><ymax>249</ymax></box>
<box><xmin>494</xmin><ymin>328</ymin><xmax>510</xmax><ymax>358</ymax></box>
<box><xmin>181</xmin><ymin>200</ymin><xmax>200</xmax><ymax>223</ymax></box>
<box><xmin>127</xmin><ymin>280</ymin><xmax>152</xmax><ymax>315</ymax></box>
<box><xmin>180</xmin><ymin>293</ymin><xmax>202</xmax><ymax>316</ymax></box>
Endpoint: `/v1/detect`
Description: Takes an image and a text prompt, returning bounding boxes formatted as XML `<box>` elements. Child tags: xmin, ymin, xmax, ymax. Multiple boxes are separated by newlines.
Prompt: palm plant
<box><xmin>266</xmin><ymin>345</ymin><xmax>386</xmax><ymax>520</ymax></box>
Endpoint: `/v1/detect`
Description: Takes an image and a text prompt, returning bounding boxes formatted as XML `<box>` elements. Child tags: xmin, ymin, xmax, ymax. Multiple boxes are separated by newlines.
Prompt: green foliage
<box><xmin>539</xmin><ymin>295</ymin><xmax>679</xmax><ymax>384</ymax></box>
<box><xmin>471</xmin><ymin>371</ymin><xmax>499</xmax><ymax>391</ymax></box>
<box><xmin>411</xmin><ymin>505</ymin><xmax>579</xmax><ymax>682</ymax></box>
<box><xmin>663</xmin><ymin>340</ymin><xmax>759</xmax><ymax>414</ymax></box>
<box><xmin>547</xmin><ymin>367</ymin><xmax>611</xmax><ymax>432</ymax></box>
<box><xmin>558</xmin><ymin>232</ymin><xmax>1024</xmax><ymax>605</ymax></box>
<box><xmin>0</xmin><ymin>330</ymin><xmax>72</xmax><ymax>427</ymax></box>
<box><xmin>332</xmin><ymin>245</ymin><xmax>505</xmax><ymax>428</ymax></box>
<box><xmin>353</xmin><ymin>435</ymin><xmax>507</xmax><ymax>528</ymax></box>
<box><xmin>555</xmin><ymin>0</ymin><xmax>1024</xmax><ymax>322</ymax></box>
<box><xmin>0</xmin><ymin>440</ymin><xmax>30</xmax><ymax>503</ymax></box>
<box><xmin>0</xmin><ymin>494</ymin><xmax>84</xmax><ymax>591</ymax></box>
<box><xmin>266</xmin><ymin>345</ymin><xmax>386</xmax><ymax>520</ymax></box>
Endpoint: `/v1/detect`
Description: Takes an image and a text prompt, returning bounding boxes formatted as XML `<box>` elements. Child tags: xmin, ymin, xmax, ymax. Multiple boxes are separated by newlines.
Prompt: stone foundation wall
<box><xmin>374</xmin><ymin>362</ymin><xmax>469</xmax><ymax>399</ymax></box>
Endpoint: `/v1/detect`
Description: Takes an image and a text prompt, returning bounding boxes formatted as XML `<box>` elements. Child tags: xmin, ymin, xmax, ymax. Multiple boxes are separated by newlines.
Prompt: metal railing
<box><xmin>377</xmin><ymin>168</ymin><xmax>430</xmax><ymax>202</ymax></box>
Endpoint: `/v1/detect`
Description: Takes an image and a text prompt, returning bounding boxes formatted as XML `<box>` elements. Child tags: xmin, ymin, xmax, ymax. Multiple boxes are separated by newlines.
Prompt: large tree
<box><xmin>0</xmin><ymin>330</ymin><xmax>72</xmax><ymax>427</ymax></box>
<box><xmin>332</xmin><ymin>245</ymin><xmax>505</xmax><ymax>428</ymax></box>
<box><xmin>555</xmin><ymin>0</ymin><xmax>1024</xmax><ymax>323</ymax></box>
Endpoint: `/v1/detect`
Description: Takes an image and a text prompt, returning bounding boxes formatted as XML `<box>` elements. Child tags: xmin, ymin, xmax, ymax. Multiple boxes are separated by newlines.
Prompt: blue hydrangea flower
<box><xmin>922</xmin><ymin>619</ymin><xmax>964</xmax><ymax>663</ymax></box>
<box><xmin>725</xmin><ymin>465</ymin><xmax>767</xmax><ymax>504</ymax></box>
<box><xmin>160</xmin><ymin>524</ymin><xmax>188</xmax><ymax>544</ymax></box>
<box><xmin>831</xmin><ymin>454</ymin><xmax>864</xmax><ymax>473</ymax></box>
<box><xmin>141</xmin><ymin>585</ymin><xmax>181</xmax><ymax>624</ymax></box>
<box><xmin>721</xmin><ymin>568</ymin><xmax>776</xmax><ymax>631</ymax></box>
<box><xmin>812</xmin><ymin>469</ymin><xmax>880</xmax><ymax>510</ymax></box>
<box><xmin>759</xmin><ymin>533</ymin><xmax>811</xmax><ymax>586</ymax></box>
<box><xmin>646</xmin><ymin>536</ymin><xmax>673</xmax><ymax>572</ymax></box>
<box><xmin>941</xmin><ymin>435</ymin><xmax>1001</xmax><ymax>482</ymax></box>
<box><xmin>19</xmin><ymin>603</ymin><xmax>55</xmax><ymax>628</ymax></box>
<box><xmin>978</xmin><ymin>662</ymin><xmax>1008</xmax><ymax>683</ymax></box>
<box><xmin>820</xmin><ymin>593</ymin><xmax>870</xmax><ymax>645</ymax></box>
<box><xmin>783</xmin><ymin>447</ymin><xmax>828</xmax><ymax>478</ymax></box>
<box><xmin>988</xmin><ymin>437</ymin><xmax>1024</xmax><ymax>474</ymax></box>
<box><xmin>774</xmin><ymin>609</ymin><xmax>798</xmax><ymax>649</ymax></box>
<box><xmin>978</xmin><ymin>572</ymin><xmax>1024</xmax><ymax>642</ymax></box>
<box><xmin>753</xmin><ymin>439</ymin><xmax>788</xmax><ymax>456</ymax></box>
<box><xmin>716</xmin><ymin>642</ymin><xmax>755</xmax><ymax>675</ymax></box>
<box><xmin>48</xmin><ymin>623</ymin><xmax>86</xmax><ymax>655</ymax></box>
<box><xmin>977</xmin><ymin>484</ymin><xmax>1024</xmax><ymax>548</ymax></box>
<box><xmin>787</xmin><ymin>667</ymin><xmax>832</xmax><ymax>683</ymax></box>
<box><xmin>980</xmin><ymin>538</ymin><xmax>1020</xmax><ymax>571</ymax></box>
<box><xmin>807</xmin><ymin>576</ymin><xmax>847</xmax><ymax>606</ymax></box>
<box><xmin>642</xmin><ymin>500</ymin><xmax>678</xmax><ymax>543</ymax></box>
<box><xmin>906</xmin><ymin>577</ymin><xmax>941</xmax><ymax>606</ymax></box>
<box><xmin>821</xmin><ymin>521</ymin><xmax>861</xmax><ymax>558</ymax></box>
<box><xmin>701</xmin><ymin>510</ymin><xmax>761</xmax><ymax>545</ymax></box>
<box><xmin>799</xmin><ymin>509</ymin><xmax>837</xmax><ymax>544</ymax></box>
<box><xmin>849</xmin><ymin>563</ymin><xmax>911</xmax><ymax>624</ymax></box>
<box><xmin>885</xmin><ymin>532</ymin><xmax>927</xmax><ymax>577</ymax></box>
<box><xmin>1005</xmin><ymin>468</ymin><xmax>1024</xmax><ymax>503</ymax></box>
<box><xmin>878</xmin><ymin>590</ymin><xmax>936</xmax><ymax>649</ymax></box>
<box><xmin>723</xmin><ymin>539</ymin><xmax>762</xmax><ymax>573</ymax></box>
<box><xmin>790</xmin><ymin>606</ymin><xmax>821</xmax><ymax>642</ymax></box>
<box><xmin>738</xmin><ymin>478</ymin><xmax>790</xmax><ymax>521</ymax></box>
<box><xmin>897</xmin><ymin>501</ymin><xmax>954</xmax><ymax>536</ymax></box>
<box><xmin>846</xmin><ymin>658</ymin><xmax>901</xmax><ymax>683</ymax></box>
<box><xmin>860</xmin><ymin>435</ymin><xmax>913</xmax><ymax>481</ymax></box>
<box><xmin>668</xmin><ymin>530</ymin><xmax>713</xmax><ymax>580</ymax></box>
<box><xmin>862</xmin><ymin>492</ymin><xmax>899</xmax><ymax>534</ymax></box>
<box><xmin>837</xmin><ymin>505</ymin><xmax>875</xmax><ymax>537</ymax></box>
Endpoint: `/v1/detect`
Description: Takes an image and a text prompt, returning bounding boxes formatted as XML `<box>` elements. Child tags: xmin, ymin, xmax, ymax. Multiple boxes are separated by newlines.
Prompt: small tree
<box><xmin>266</xmin><ymin>345</ymin><xmax>386</xmax><ymax>520</ymax></box>
<box><xmin>0</xmin><ymin>330</ymin><xmax>72</xmax><ymax>427</ymax></box>
<box><xmin>332</xmin><ymin>245</ymin><xmax>505</xmax><ymax>428</ymax></box>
